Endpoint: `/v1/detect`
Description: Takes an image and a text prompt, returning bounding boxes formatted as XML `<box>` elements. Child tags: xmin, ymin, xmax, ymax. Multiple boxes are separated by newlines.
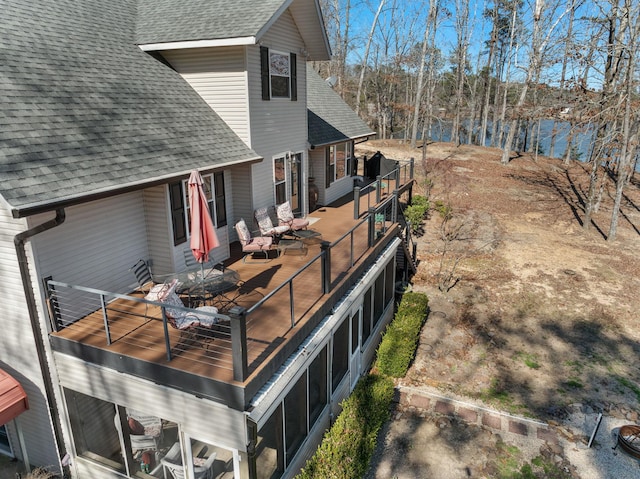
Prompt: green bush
<box><xmin>296</xmin><ymin>292</ymin><xmax>429</xmax><ymax>479</ymax></box>
<box><xmin>296</xmin><ymin>374</ymin><xmax>394</xmax><ymax>479</ymax></box>
<box><xmin>405</xmin><ymin>195</ymin><xmax>429</xmax><ymax>234</ymax></box>
<box><xmin>375</xmin><ymin>292</ymin><xmax>429</xmax><ymax>377</ymax></box>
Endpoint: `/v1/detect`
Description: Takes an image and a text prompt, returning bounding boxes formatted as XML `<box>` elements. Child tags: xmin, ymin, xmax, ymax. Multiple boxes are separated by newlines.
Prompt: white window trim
<box><xmin>269</xmin><ymin>49</ymin><xmax>291</xmax><ymax>99</ymax></box>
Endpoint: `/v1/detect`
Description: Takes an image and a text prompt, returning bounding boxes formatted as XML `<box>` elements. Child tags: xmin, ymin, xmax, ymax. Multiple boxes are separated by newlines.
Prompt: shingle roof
<box><xmin>307</xmin><ymin>66</ymin><xmax>375</xmax><ymax>147</ymax></box>
<box><xmin>136</xmin><ymin>0</ymin><xmax>286</xmax><ymax>44</ymax></box>
<box><xmin>0</xmin><ymin>0</ymin><xmax>260</xmax><ymax>218</ymax></box>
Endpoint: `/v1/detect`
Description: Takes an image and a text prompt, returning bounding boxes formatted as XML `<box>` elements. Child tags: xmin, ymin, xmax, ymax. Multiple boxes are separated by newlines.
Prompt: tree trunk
<box><xmin>355</xmin><ymin>0</ymin><xmax>386</xmax><ymax>116</ymax></box>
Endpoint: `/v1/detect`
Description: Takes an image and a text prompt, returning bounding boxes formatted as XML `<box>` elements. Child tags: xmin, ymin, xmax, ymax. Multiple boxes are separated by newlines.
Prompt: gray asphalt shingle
<box><xmin>135</xmin><ymin>0</ymin><xmax>286</xmax><ymax>44</ymax></box>
<box><xmin>307</xmin><ymin>65</ymin><xmax>375</xmax><ymax>147</ymax></box>
<box><xmin>1</xmin><ymin>0</ymin><xmax>260</xmax><ymax>217</ymax></box>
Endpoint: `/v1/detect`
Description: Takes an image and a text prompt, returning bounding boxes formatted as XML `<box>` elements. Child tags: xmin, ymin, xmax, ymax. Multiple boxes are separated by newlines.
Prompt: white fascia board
<box><xmin>138</xmin><ymin>36</ymin><xmax>256</xmax><ymax>52</ymax></box>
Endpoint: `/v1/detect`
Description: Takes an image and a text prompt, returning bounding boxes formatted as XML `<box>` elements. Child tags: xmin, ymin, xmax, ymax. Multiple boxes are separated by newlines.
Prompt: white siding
<box><xmin>247</xmin><ymin>11</ymin><xmax>309</xmax><ymax>209</ymax></box>
<box><xmin>54</xmin><ymin>354</ymin><xmax>247</xmax><ymax>451</ymax></box>
<box><xmin>163</xmin><ymin>46</ymin><xmax>250</xmax><ymax>144</ymax></box>
<box><xmin>0</xmin><ymin>207</ymin><xmax>61</xmax><ymax>469</ymax></box>
<box><xmin>31</xmin><ymin>193</ymin><xmax>148</xmax><ymax>294</ymax></box>
<box><xmin>311</xmin><ymin>147</ymin><xmax>355</xmax><ymax>206</ymax></box>
<box><xmin>143</xmin><ymin>185</ymin><xmax>174</xmax><ymax>275</ymax></box>
<box><xmin>229</xmin><ymin>164</ymin><xmax>254</xmax><ymax>240</ymax></box>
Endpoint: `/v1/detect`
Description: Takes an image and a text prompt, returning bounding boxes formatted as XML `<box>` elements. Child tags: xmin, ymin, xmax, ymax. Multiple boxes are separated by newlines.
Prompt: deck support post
<box><xmin>229</xmin><ymin>306</ymin><xmax>248</xmax><ymax>382</ymax></box>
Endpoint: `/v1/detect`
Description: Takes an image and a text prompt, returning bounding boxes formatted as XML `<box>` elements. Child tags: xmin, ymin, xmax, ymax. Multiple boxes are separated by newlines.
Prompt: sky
<box><xmin>329</xmin><ymin>0</ymin><xmax>605</xmax><ymax>88</ymax></box>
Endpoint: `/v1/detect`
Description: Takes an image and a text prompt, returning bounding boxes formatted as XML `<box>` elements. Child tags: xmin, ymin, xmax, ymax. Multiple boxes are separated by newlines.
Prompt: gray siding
<box><xmin>54</xmin><ymin>354</ymin><xmax>247</xmax><ymax>451</ymax></box>
<box><xmin>163</xmin><ymin>46</ymin><xmax>250</xmax><ymax>145</ymax></box>
<box><xmin>247</xmin><ymin>11</ymin><xmax>309</xmax><ymax>209</ymax></box>
<box><xmin>0</xmin><ymin>207</ymin><xmax>61</xmax><ymax>469</ymax></box>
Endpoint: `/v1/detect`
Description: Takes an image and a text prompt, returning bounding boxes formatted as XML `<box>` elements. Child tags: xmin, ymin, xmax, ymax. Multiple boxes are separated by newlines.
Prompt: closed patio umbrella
<box><xmin>189</xmin><ymin>170</ymin><xmax>220</xmax><ymax>296</ymax></box>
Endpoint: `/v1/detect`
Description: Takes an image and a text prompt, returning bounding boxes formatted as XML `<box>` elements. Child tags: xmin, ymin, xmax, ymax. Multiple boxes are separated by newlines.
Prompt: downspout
<box><xmin>14</xmin><ymin>208</ymin><xmax>68</xmax><ymax>472</ymax></box>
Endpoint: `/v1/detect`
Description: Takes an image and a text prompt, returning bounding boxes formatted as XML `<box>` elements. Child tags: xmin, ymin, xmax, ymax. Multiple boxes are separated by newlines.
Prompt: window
<box><xmin>325</xmin><ymin>141</ymin><xmax>353</xmax><ymax>187</ymax></box>
<box><xmin>170</xmin><ymin>172</ymin><xmax>227</xmax><ymax>245</ymax></box>
<box><xmin>260</xmin><ymin>47</ymin><xmax>297</xmax><ymax>100</ymax></box>
<box><xmin>331</xmin><ymin>319</ymin><xmax>349</xmax><ymax>391</ymax></box>
<box><xmin>274</xmin><ymin>156</ymin><xmax>286</xmax><ymax>204</ymax></box>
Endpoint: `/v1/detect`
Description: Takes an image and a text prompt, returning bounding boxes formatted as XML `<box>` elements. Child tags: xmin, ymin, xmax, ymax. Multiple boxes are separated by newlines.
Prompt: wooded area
<box><xmin>315</xmin><ymin>0</ymin><xmax>639</xmax><ymax>240</ymax></box>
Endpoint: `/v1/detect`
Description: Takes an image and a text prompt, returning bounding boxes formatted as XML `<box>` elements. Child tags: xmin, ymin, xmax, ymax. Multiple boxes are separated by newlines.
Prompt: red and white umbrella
<box><xmin>188</xmin><ymin>170</ymin><xmax>220</xmax><ymax>272</ymax></box>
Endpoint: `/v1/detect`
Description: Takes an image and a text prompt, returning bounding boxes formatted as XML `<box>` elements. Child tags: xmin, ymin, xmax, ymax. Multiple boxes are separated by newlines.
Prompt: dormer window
<box><xmin>261</xmin><ymin>47</ymin><xmax>297</xmax><ymax>101</ymax></box>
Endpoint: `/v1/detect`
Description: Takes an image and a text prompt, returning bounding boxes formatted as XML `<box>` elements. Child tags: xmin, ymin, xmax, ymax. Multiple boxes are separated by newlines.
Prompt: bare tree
<box><xmin>607</xmin><ymin>0</ymin><xmax>640</xmax><ymax>241</ymax></box>
<box><xmin>355</xmin><ymin>0</ymin><xmax>387</xmax><ymax>115</ymax></box>
<box><xmin>500</xmin><ymin>0</ymin><xmax>569</xmax><ymax>164</ymax></box>
<box><xmin>411</xmin><ymin>0</ymin><xmax>439</xmax><ymax>148</ymax></box>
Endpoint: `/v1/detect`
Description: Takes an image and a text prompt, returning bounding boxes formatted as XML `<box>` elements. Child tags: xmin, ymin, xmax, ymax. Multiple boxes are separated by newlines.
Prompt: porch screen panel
<box><xmin>65</xmin><ymin>389</ymin><xmax>125</xmax><ymax>473</ymax></box>
<box><xmin>362</xmin><ymin>286</ymin><xmax>373</xmax><ymax>343</ymax></box>
<box><xmin>373</xmin><ymin>271</ymin><xmax>385</xmax><ymax>326</ymax></box>
<box><xmin>331</xmin><ymin>319</ymin><xmax>349</xmax><ymax>391</ymax></box>
<box><xmin>255</xmin><ymin>406</ymin><xmax>284</xmax><ymax>479</ymax></box>
<box><xmin>308</xmin><ymin>346</ymin><xmax>328</xmax><ymax>428</ymax></box>
<box><xmin>284</xmin><ymin>372</ymin><xmax>307</xmax><ymax>465</ymax></box>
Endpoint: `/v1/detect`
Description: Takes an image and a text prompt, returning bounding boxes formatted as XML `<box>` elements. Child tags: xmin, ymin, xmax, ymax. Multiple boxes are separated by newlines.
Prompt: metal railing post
<box><xmin>410</xmin><ymin>157</ymin><xmax>415</xmax><ymax>180</ymax></box>
<box><xmin>320</xmin><ymin>241</ymin><xmax>331</xmax><ymax>293</ymax></box>
<box><xmin>161</xmin><ymin>307</ymin><xmax>172</xmax><ymax>361</ymax></box>
<box><xmin>376</xmin><ymin>175</ymin><xmax>382</xmax><ymax>203</ymax></box>
<box><xmin>368</xmin><ymin>207</ymin><xmax>376</xmax><ymax>247</ymax></box>
<box><xmin>395</xmin><ymin>162</ymin><xmax>400</xmax><ymax>191</ymax></box>
<box><xmin>229</xmin><ymin>306</ymin><xmax>248</xmax><ymax>382</ymax></box>
<box><xmin>353</xmin><ymin>186</ymin><xmax>361</xmax><ymax>219</ymax></box>
<box><xmin>392</xmin><ymin>191</ymin><xmax>398</xmax><ymax>223</ymax></box>
<box><xmin>100</xmin><ymin>294</ymin><xmax>112</xmax><ymax>345</ymax></box>
<box><xmin>289</xmin><ymin>281</ymin><xmax>295</xmax><ymax>328</ymax></box>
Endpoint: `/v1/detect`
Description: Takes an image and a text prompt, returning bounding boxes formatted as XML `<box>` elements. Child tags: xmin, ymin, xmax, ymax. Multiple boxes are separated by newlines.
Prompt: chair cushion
<box><xmin>245</xmin><ymin>237</ymin><xmax>272</xmax><ymax>251</ymax></box>
<box><xmin>276</xmin><ymin>201</ymin><xmax>294</xmax><ymax>222</ymax></box>
<box><xmin>145</xmin><ymin>283</ymin><xmax>171</xmax><ymax>302</ymax></box>
<box><xmin>235</xmin><ymin>219</ymin><xmax>251</xmax><ymax>243</ymax></box>
<box><xmin>128</xmin><ymin>417</ymin><xmax>145</xmax><ymax>435</ymax></box>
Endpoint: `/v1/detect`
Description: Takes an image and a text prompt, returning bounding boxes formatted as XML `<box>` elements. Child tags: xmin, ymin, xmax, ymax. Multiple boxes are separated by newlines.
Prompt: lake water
<box><xmin>397</xmin><ymin>119</ymin><xmax>596</xmax><ymax>161</ymax></box>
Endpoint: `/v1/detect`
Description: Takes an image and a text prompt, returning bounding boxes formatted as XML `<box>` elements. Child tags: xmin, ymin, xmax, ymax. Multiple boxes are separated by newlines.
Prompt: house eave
<box><xmin>10</xmin><ymin>155</ymin><xmax>263</xmax><ymax>219</ymax></box>
<box><xmin>138</xmin><ymin>36</ymin><xmax>257</xmax><ymax>52</ymax></box>
<box><xmin>310</xmin><ymin>132</ymin><xmax>376</xmax><ymax>149</ymax></box>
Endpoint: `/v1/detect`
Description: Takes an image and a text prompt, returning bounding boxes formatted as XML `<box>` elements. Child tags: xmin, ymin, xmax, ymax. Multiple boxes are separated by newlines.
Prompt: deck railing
<box><xmin>47</xmin><ymin>163</ymin><xmax>414</xmax><ymax>383</ymax></box>
<box><xmin>354</xmin><ymin>158</ymin><xmax>414</xmax><ymax>218</ymax></box>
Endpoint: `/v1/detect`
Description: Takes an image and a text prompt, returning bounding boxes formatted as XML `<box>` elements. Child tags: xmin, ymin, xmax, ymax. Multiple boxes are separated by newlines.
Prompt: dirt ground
<box><xmin>356</xmin><ymin>139</ymin><xmax>640</xmax><ymax>477</ymax></box>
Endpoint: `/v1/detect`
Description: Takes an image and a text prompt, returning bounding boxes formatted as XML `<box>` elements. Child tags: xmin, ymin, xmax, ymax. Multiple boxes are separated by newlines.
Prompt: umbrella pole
<box><xmin>201</xmin><ymin>261</ymin><xmax>205</xmax><ymax>300</ymax></box>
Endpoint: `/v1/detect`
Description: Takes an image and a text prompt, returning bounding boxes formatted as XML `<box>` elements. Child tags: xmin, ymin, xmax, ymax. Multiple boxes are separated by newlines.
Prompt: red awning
<box><xmin>0</xmin><ymin>369</ymin><xmax>29</xmax><ymax>425</ymax></box>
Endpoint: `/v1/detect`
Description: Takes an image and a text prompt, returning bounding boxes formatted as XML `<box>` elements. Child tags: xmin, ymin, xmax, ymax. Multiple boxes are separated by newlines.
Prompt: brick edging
<box><xmin>397</xmin><ymin>385</ymin><xmax>559</xmax><ymax>444</ymax></box>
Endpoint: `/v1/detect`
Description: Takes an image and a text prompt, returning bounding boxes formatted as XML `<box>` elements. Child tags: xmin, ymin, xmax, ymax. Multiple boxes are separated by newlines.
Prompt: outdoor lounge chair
<box><xmin>276</xmin><ymin>200</ymin><xmax>309</xmax><ymax>231</ymax></box>
<box><xmin>254</xmin><ymin>206</ymin><xmax>290</xmax><ymax>237</ymax></box>
<box><xmin>130</xmin><ymin>259</ymin><xmax>154</xmax><ymax>293</ymax></box>
<box><xmin>162</xmin><ymin>442</ymin><xmax>217</xmax><ymax>479</ymax></box>
<box><xmin>146</xmin><ymin>279</ymin><xmax>220</xmax><ymax>331</ymax></box>
<box><xmin>235</xmin><ymin>218</ymin><xmax>274</xmax><ymax>263</ymax></box>
<box><xmin>114</xmin><ymin>409</ymin><xmax>163</xmax><ymax>454</ymax></box>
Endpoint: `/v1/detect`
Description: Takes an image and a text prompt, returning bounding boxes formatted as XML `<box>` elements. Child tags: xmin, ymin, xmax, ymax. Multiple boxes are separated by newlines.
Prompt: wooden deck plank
<box><xmin>51</xmin><ymin>194</ymin><xmax>395</xmax><ymax>387</ymax></box>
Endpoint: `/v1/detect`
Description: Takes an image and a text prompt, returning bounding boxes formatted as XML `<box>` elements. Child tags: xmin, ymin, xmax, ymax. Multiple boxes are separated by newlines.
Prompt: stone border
<box><xmin>397</xmin><ymin>385</ymin><xmax>559</xmax><ymax>444</ymax></box>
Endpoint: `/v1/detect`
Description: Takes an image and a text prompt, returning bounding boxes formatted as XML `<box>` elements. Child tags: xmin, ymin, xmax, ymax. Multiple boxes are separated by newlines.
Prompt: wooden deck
<box><xmin>50</xmin><ymin>193</ymin><xmax>397</xmax><ymax>396</ymax></box>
